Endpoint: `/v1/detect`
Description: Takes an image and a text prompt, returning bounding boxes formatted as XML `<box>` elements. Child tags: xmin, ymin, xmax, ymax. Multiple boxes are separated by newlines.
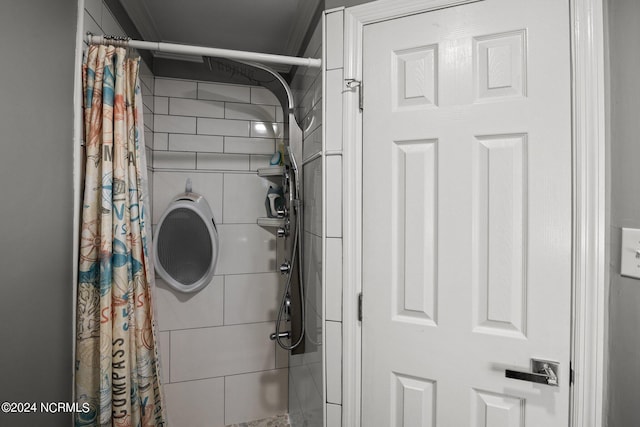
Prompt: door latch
<box><xmin>346</xmin><ymin>79</ymin><xmax>363</xmax><ymax>111</ymax></box>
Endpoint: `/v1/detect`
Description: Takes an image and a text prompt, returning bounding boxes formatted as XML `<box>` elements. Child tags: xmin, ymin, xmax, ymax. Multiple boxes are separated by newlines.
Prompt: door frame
<box><xmin>341</xmin><ymin>0</ymin><xmax>607</xmax><ymax>426</ymax></box>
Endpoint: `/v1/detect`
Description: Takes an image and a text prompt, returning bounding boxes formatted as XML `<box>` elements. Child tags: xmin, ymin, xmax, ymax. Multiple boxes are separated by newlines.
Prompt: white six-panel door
<box><xmin>361</xmin><ymin>0</ymin><xmax>572</xmax><ymax>425</ymax></box>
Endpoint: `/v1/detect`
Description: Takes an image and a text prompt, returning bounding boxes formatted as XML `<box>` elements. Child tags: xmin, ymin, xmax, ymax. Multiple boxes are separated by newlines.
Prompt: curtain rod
<box><xmin>86</xmin><ymin>34</ymin><xmax>322</xmax><ymax>69</ymax></box>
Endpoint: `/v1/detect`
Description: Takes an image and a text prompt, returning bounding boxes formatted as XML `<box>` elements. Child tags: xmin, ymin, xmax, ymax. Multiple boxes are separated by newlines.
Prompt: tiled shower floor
<box><xmin>226</xmin><ymin>413</ymin><xmax>291</xmax><ymax>427</ymax></box>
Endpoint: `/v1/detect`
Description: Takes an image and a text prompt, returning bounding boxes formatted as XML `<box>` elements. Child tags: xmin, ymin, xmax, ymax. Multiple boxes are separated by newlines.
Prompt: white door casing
<box><xmin>361</xmin><ymin>0</ymin><xmax>571</xmax><ymax>425</ymax></box>
<box><xmin>341</xmin><ymin>0</ymin><xmax>607</xmax><ymax>425</ymax></box>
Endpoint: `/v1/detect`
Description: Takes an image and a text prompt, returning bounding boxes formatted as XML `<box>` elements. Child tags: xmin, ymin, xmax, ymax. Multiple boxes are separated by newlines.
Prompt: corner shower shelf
<box><xmin>257</xmin><ymin>217</ymin><xmax>285</xmax><ymax>228</ymax></box>
<box><xmin>257</xmin><ymin>166</ymin><xmax>285</xmax><ymax>177</ymax></box>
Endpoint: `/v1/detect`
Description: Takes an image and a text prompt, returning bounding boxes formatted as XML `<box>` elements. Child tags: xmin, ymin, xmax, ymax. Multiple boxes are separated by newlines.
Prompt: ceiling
<box><xmin>119</xmin><ymin>0</ymin><xmax>321</xmax><ymax>62</ymax></box>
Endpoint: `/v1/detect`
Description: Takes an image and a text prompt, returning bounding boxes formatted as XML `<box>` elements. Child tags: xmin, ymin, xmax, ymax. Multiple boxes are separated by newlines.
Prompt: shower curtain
<box><xmin>75</xmin><ymin>44</ymin><xmax>166</xmax><ymax>427</ymax></box>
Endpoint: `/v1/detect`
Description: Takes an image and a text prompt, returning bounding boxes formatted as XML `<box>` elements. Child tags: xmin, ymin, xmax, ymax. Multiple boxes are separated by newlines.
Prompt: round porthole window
<box><xmin>153</xmin><ymin>193</ymin><xmax>218</xmax><ymax>293</ymax></box>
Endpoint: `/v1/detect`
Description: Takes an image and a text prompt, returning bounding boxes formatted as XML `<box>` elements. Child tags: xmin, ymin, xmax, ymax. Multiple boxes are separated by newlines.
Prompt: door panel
<box><xmin>361</xmin><ymin>1</ymin><xmax>571</xmax><ymax>425</ymax></box>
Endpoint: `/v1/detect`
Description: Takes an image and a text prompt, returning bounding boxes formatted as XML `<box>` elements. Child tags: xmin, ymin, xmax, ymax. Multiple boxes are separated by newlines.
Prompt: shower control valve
<box><xmin>277</xmin><ymin>221</ymin><xmax>290</xmax><ymax>238</ymax></box>
<box><xmin>280</xmin><ymin>260</ymin><xmax>291</xmax><ymax>275</ymax></box>
<box><xmin>284</xmin><ymin>296</ymin><xmax>292</xmax><ymax>315</ymax></box>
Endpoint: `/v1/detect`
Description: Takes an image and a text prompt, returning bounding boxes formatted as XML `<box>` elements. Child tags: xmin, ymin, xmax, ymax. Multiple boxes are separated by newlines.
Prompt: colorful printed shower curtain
<box><xmin>76</xmin><ymin>44</ymin><xmax>166</xmax><ymax>427</ymax></box>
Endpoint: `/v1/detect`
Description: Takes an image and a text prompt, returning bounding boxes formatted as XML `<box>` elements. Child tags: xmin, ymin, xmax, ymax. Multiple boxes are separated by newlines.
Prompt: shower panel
<box><xmin>204</xmin><ymin>57</ymin><xmax>307</xmax><ymax>354</ymax></box>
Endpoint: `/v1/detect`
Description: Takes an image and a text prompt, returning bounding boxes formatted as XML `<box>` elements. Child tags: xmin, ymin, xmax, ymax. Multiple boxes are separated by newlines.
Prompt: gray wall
<box><xmin>607</xmin><ymin>0</ymin><xmax>640</xmax><ymax>426</ymax></box>
<box><xmin>0</xmin><ymin>1</ymin><xmax>76</xmax><ymax>426</ymax></box>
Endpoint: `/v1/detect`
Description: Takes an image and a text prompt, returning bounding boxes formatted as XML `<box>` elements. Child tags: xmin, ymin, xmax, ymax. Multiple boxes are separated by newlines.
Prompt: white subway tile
<box><xmin>308</xmin><ymin>357</ymin><xmax>324</xmax><ymax>403</ymax></box>
<box><xmin>153</xmin><ymin>151</ymin><xmax>196</xmax><ymax>170</ymax></box>
<box><xmin>152</xmin><ymin>171</ymin><xmax>223</xmax><ymax>224</ymax></box>
<box><xmin>226</xmin><ymin>102</ymin><xmax>276</xmax><ymax>122</ymax></box>
<box><xmin>251</xmin><ymin>86</ymin><xmax>280</xmax><ymax>105</ymax></box>
<box><xmin>197</xmin><ymin>117</ymin><xmax>250</xmax><ymax>137</ymax></box>
<box><xmin>142</xmin><ymin>94</ymin><xmax>154</xmax><ymax>112</ymax></box>
<box><xmin>303</xmin><ymin>125</ymin><xmax>322</xmax><ymax>162</ymax></box>
<box><xmin>164</xmin><ymin>378</ymin><xmax>224</xmax><ymax>427</ymax></box>
<box><xmin>303</xmin><ymin>101</ymin><xmax>322</xmax><ymax>140</ymax></box>
<box><xmin>326</xmin><ymin>10</ymin><xmax>344</xmax><ymax>70</ymax></box>
<box><xmin>144</xmin><ymin>130</ymin><xmax>153</xmax><ymax>150</ymax></box>
<box><xmin>326</xmin><ymin>238</ymin><xmax>343</xmax><ymax>322</ymax></box>
<box><xmin>224</xmin><ymin>273</ymin><xmax>280</xmax><ymax>324</ymax></box>
<box><xmin>155</xmin><ymin>276</ymin><xmax>224</xmax><ymax>331</ymax></box>
<box><xmin>155</xmin><ymin>78</ymin><xmax>197</xmax><ymax>99</ymax></box>
<box><xmin>327</xmin><ymin>404</ymin><xmax>342</xmax><ymax>427</ymax></box>
<box><xmin>223</xmin><ymin>173</ymin><xmax>271</xmax><ymax>223</ymax></box>
<box><xmin>250</xmin><ymin>121</ymin><xmax>285</xmax><ymax>138</ymax></box>
<box><xmin>143</xmin><ymin>105</ymin><xmax>153</xmax><ymax>132</ymax></box>
<box><xmin>154</xmin><ymin>133</ymin><xmax>169</xmax><ymax>150</ymax></box>
<box><xmin>196</xmin><ymin>153</ymin><xmax>250</xmax><ymax>171</ymax></box>
<box><xmin>304</xmin><ymin>232</ymin><xmax>323</xmax><ymax>316</ymax></box>
<box><xmin>198</xmin><ymin>82</ymin><xmax>251</xmax><ymax>103</ymax></box>
<box><xmin>140</xmin><ymin>77</ymin><xmax>154</xmax><ymax>99</ymax></box>
<box><xmin>301</xmin><ymin>74</ymin><xmax>321</xmax><ymax>120</ymax></box>
<box><xmin>154</xmin><ymin>96</ymin><xmax>169</xmax><ymax>115</ymax></box>
<box><xmin>326</xmin><ymin>69</ymin><xmax>343</xmax><ymax>152</ymax></box>
<box><xmin>155</xmin><ymin>114</ymin><xmax>196</xmax><ymax>134</ymax></box>
<box><xmin>276</xmin><ymin>106</ymin><xmax>284</xmax><ymax>122</ymax></box>
<box><xmin>289</xmin><ymin>364</ymin><xmax>322</xmax><ymax>424</ymax></box>
<box><xmin>224</xmin><ymin>137</ymin><xmax>275</xmax><ymax>155</ymax></box>
<box><xmin>139</xmin><ymin>60</ymin><xmax>154</xmax><ymax>80</ymax></box>
<box><xmin>216</xmin><ymin>224</ymin><xmax>276</xmax><ymax>274</ymax></box>
<box><xmin>224</xmin><ymin>369</ymin><xmax>288</xmax><ymax>425</ymax></box>
<box><xmin>144</xmin><ymin>147</ymin><xmax>152</xmax><ymax>166</ymax></box>
<box><xmin>303</xmin><ymin>158</ymin><xmax>323</xmax><ymax>236</ymax></box>
<box><xmin>169</xmin><ymin>134</ymin><xmax>223</xmax><ymax>153</ymax></box>
<box><xmin>170</xmin><ymin>322</ymin><xmax>275</xmax><ymax>381</ymax></box>
<box><xmin>158</xmin><ymin>331</ymin><xmax>170</xmax><ymax>384</ymax></box>
<box><xmin>139</xmin><ymin>68</ymin><xmax>154</xmax><ymax>96</ymax></box>
<box><xmin>326</xmin><ymin>321</ymin><xmax>343</xmax><ymax>404</ymax></box>
<box><xmin>326</xmin><ymin>155</ymin><xmax>343</xmax><ymax>237</ymax></box>
<box><xmin>250</xmin><ymin>155</ymin><xmax>273</xmax><ymax>171</ymax></box>
<box><xmin>275</xmin><ymin>335</ymin><xmax>289</xmax><ymax>369</ymax></box>
<box><xmin>170</xmin><ymin>98</ymin><xmax>224</xmax><ymax>118</ymax></box>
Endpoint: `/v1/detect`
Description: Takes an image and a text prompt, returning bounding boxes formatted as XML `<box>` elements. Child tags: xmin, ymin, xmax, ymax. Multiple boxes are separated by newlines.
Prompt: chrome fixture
<box><xmin>273</xmin><ymin>144</ymin><xmax>305</xmax><ymax>351</ymax></box>
<box><xmin>277</xmin><ymin>226</ymin><xmax>289</xmax><ymax>238</ymax></box>
<box><xmin>279</xmin><ymin>260</ymin><xmax>291</xmax><ymax>275</ymax></box>
<box><xmin>276</xmin><ymin>206</ymin><xmax>288</xmax><ymax>218</ymax></box>
<box><xmin>505</xmin><ymin>358</ymin><xmax>559</xmax><ymax>386</ymax></box>
<box><xmin>270</xmin><ymin>331</ymin><xmax>291</xmax><ymax>341</ymax></box>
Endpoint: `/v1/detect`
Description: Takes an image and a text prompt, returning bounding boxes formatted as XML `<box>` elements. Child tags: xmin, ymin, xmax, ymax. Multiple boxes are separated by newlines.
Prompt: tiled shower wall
<box><xmin>323</xmin><ymin>9</ymin><xmax>345</xmax><ymax>427</ymax></box>
<box><xmin>289</xmin><ymin>9</ymin><xmax>345</xmax><ymax>427</ymax></box>
<box><xmin>289</xmin><ymin>18</ymin><xmax>324</xmax><ymax>427</ymax></box>
<box><xmin>151</xmin><ymin>77</ymin><xmax>289</xmax><ymax>427</ymax></box>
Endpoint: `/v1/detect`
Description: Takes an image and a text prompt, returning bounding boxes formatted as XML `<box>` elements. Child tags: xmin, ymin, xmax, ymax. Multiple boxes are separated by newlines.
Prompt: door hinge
<box><xmin>357</xmin><ymin>292</ymin><xmax>363</xmax><ymax>321</ymax></box>
<box><xmin>346</xmin><ymin>79</ymin><xmax>363</xmax><ymax>111</ymax></box>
